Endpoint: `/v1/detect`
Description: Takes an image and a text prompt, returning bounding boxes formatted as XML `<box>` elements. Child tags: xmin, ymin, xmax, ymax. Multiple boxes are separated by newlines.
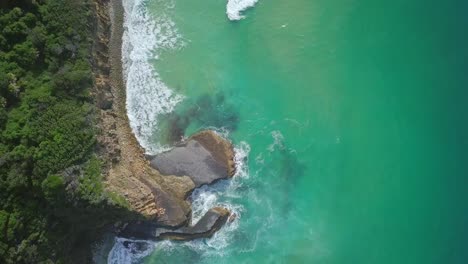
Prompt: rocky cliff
<box><xmin>92</xmin><ymin>0</ymin><xmax>236</xmax><ymax>237</ymax></box>
<box><xmin>93</xmin><ymin>0</ymin><xmax>192</xmax><ymax>227</ymax></box>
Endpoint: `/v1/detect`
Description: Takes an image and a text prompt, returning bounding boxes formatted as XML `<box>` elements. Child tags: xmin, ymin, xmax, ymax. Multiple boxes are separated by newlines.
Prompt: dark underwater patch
<box><xmin>162</xmin><ymin>92</ymin><xmax>240</xmax><ymax>144</ymax></box>
<box><xmin>278</xmin><ymin>147</ymin><xmax>307</xmax><ymax>214</ymax></box>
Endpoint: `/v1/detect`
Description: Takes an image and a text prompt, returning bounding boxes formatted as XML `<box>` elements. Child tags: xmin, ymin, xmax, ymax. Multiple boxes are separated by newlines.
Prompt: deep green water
<box><xmin>119</xmin><ymin>0</ymin><xmax>468</xmax><ymax>263</ymax></box>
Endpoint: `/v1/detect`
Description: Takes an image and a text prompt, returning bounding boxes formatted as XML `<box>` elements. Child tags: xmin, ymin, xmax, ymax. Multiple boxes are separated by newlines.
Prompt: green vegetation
<box><xmin>0</xmin><ymin>1</ymin><xmax>132</xmax><ymax>263</ymax></box>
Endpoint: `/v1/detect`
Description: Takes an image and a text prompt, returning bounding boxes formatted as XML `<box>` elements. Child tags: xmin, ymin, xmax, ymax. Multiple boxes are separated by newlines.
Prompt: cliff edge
<box><xmin>92</xmin><ymin>0</ymin><xmax>193</xmax><ymax>227</ymax></box>
<box><xmin>91</xmin><ymin>0</ymin><xmax>236</xmax><ymax>234</ymax></box>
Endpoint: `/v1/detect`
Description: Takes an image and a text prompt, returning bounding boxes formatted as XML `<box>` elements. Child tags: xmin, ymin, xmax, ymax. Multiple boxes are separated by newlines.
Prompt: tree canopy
<box><xmin>0</xmin><ymin>1</ymin><xmax>132</xmax><ymax>263</ymax></box>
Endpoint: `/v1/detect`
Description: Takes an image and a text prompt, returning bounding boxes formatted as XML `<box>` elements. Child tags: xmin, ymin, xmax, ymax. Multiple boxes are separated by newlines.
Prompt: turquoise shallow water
<box><xmin>118</xmin><ymin>0</ymin><xmax>468</xmax><ymax>263</ymax></box>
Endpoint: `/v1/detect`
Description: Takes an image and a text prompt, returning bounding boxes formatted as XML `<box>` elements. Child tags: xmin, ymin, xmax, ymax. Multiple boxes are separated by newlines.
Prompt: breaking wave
<box><xmin>226</xmin><ymin>0</ymin><xmax>259</xmax><ymax>20</ymax></box>
<box><xmin>122</xmin><ymin>0</ymin><xmax>185</xmax><ymax>154</ymax></box>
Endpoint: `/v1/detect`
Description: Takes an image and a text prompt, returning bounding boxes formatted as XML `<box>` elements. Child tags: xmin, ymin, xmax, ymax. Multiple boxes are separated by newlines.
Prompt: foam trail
<box><xmin>226</xmin><ymin>0</ymin><xmax>259</xmax><ymax>20</ymax></box>
<box><xmin>122</xmin><ymin>0</ymin><xmax>184</xmax><ymax>154</ymax></box>
<box><xmin>268</xmin><ymin>130</ymin><xmax>285</xmax><ymax>152</ymax></box>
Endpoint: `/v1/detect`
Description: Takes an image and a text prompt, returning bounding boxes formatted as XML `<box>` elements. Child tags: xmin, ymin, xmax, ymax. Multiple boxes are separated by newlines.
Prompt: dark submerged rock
<box><xmin>162</xmin><ymin>92</ymin><xmax>240</xmax><ymax>145</ymax></box>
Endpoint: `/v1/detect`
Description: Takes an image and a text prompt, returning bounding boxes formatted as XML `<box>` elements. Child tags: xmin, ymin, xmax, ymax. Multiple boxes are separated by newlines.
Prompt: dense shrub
<box><xmin>0</xmin><ymin>1</ymin><xmax>131</xmax><ymax>263</ymax></box>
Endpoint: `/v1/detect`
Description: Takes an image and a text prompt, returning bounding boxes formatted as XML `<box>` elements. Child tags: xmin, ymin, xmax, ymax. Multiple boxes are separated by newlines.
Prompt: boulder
<box><xmin>190</xmin><ymin>130</ymin><xmax>236</xmax><ymax>176</ymax></box>
<box><xmin>150</xmin><ymin>130</ymin><xmax>236</xmax><ymax>187</ymax></box>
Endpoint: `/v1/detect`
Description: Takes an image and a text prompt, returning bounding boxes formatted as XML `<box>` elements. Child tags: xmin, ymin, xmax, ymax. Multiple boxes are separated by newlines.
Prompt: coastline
<box><xmin>92</xmin><ymin>0</ymin><xmax>235</xmax><ymax>232</ymax></box>
<box><xmin>93</xmin><ymin>0</ymin><xmax>192</xmax><ymax>225</ymax></box>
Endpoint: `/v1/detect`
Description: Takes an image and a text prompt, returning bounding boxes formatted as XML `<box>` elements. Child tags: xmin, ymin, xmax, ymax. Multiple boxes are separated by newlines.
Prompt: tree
<box><xmin>41</xmin><ymin>175</ymin><xmax>64</xmax><ymax>203</ymax></box>
<box><xmin>8</xmin><ymin>41</ymin><xmax>38</xmax><ymax>68</ymax></box>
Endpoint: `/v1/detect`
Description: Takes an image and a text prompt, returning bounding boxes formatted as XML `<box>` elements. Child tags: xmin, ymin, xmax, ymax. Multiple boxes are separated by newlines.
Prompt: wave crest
<box><xmin>122</xmin><ymin>0</ymin><xmax>185</xmax><ymax>154</ymax></box>
<box><xmin>226</xmin><ymin>0</ymin><xmax>259</xmax><ymax>20</ymax></box>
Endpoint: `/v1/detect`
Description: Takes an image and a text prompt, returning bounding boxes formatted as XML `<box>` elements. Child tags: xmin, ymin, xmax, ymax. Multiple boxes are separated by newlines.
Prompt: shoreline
<box><xmin>93</xmin><ymin>0</ymin><xmax>236</xmax><ymax>233</ymax></box>
<box><xmin>93</xmin><ymin>0</ymin><xmax>192</xmax><ymax>224</ymax></box>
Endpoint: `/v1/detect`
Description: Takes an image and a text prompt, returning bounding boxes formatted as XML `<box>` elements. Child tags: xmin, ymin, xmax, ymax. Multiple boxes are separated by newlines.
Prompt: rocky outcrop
<box><xmin>92</xmin><ymin>0</ymin><xmax>192</xmax><ymax>227</ymax></box>
<box><xmin>150</xmin><ymin>130</ymin><xmax>236</xmax><ymax>187</ymax></box>
<box><xmin>92</xmin><ymin>0</ymin><xmax>235</xmax><ymax>240</ymax></box>
<box><xmin>115</xmin><ymin>131</ymin><xmax>235</xmax><ymax>239</ymax></box>
<box><xmin>92</xmin><ymin>0</ymin><xmax>234</xmax><ymax>237</ymax></box>
<box><xmin>158</xmin><ymin>207</ymin><xmax>230</xmax><ymax>241</ymax></box>
<box><xmin>191</xmin><ymin>131</ymin><xmax>236</xmax><ymax>176</ymax></box>
<box><xmin>115</xmin><ymin>131</ymin><xmax>236</xmax><ymax>238</ymax></box>
<box><xmin>119</xmin><ymin>207</ymin><xmax>231</xmax><ymax>241</ymax></box>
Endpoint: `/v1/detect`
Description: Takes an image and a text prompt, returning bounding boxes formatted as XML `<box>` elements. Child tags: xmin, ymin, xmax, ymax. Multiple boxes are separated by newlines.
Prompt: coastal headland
<box><xmin>92</xmin><ymin>0</ymin><xmax>234</xmax><ymax>239</ymax></box>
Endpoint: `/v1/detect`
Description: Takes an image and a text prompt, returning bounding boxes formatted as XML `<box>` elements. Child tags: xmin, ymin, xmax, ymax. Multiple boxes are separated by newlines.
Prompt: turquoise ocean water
<box><xmin>110</xmin><ymin>0</ymin><xmax>468</xmax><ymax>263</ymax></box>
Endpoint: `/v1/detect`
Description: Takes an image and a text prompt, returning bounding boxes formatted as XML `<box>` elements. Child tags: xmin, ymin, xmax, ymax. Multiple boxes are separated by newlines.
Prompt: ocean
<box><xmin>109</xmin><ymin>0</ymin><xmax>468</xmax><ymax>263</ymax></box>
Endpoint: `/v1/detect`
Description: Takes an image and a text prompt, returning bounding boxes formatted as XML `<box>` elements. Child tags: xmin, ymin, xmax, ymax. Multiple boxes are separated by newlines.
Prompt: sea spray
<box><xmin>226</xmin><ymin>0</ymin><xmax>259</xmax><ymax>20</ymax></box>
<box><xmin>122</xmin><ymin>0</ymin><xmax>185</xmax><ymax>154</ymax></box>
<box><xmin>107</xmin><ymin>238</ymin><xmax>156</xmax><ymax>264</ymax></box>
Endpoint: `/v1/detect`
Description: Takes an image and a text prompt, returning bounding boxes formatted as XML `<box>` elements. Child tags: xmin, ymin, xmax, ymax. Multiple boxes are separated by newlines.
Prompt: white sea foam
<box><xmin>206</xmin><ymin>126</ymin><xmax>231</xmax><ymax>140</ymax></box>
<box><xmin>122</xmin><ymin>0</ymin><xmax>185</xmax><ymax>154</ymax></box>
<box><xmin>107</xmin><ymin>238</ymin><xmax>155</xmax><ymax>264</ymax></box>
<box><xmin>233</xmin><ymin>141</ymin><xmax>251</xmax><ymax>179</ymax></box>
<box><xmin>226</xmin><ymin>0</ymin><xmax>259</xmax><ymax>20</ymax></box>
<box><xmin>268</xmin><ymin>130</ymin><xmax>285</xmax><ymax>152</ymax></box>
<box><xmin>188</xmin><ymin>185</ymin><xmax>244</xmax><ymax>251</ymax></box>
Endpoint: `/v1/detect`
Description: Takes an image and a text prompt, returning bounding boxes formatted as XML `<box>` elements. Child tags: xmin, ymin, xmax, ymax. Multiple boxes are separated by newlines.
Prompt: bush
<box><xmin>0</xmin><ymin>1</ymin><xmax>133</xmax><ymax>263</ymax></box>
<box><xmin>41</xmin><ymin>175</ymin><xmax>64</xmax><ymax>202</ymax></box>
